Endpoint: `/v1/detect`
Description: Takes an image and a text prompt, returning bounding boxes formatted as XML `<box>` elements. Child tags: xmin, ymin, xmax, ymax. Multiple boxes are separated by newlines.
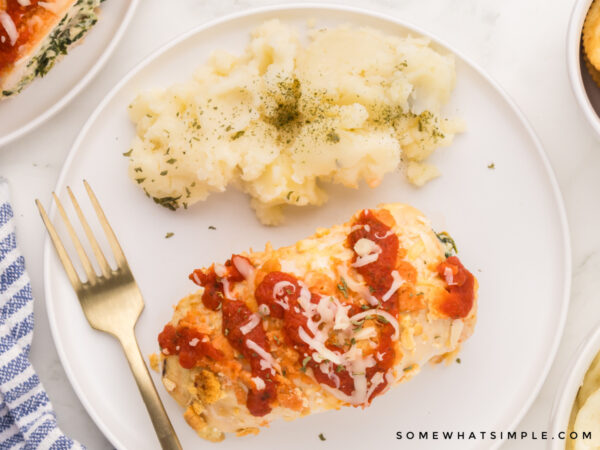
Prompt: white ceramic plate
<box><xmin>43</xmin><ymin>5</ymin><xmax>571</xmax><ymax>450</ymax></box>
<box><xmin>0</xmin><ymin>0</ymin><xmax>139</xmax><ymax>148</ymax></box>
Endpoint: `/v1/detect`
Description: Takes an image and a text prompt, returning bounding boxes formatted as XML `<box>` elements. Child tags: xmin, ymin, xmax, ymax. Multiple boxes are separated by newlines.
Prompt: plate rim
<box><xmin>0</xmin><ymin>0</ymin><xmax>141</xmax><ymax>148</ymax></box>
<box><xmin>42</xmin><ymin>3</ymin><xmax>573</xmax><ymax>449</ymax></box>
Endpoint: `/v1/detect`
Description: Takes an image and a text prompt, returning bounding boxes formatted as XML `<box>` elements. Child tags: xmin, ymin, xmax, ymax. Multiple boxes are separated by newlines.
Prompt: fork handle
<box><xmin>118</xmin><ymin>330</ymin><xmax>182</xmax><ymax>450</ymax></box>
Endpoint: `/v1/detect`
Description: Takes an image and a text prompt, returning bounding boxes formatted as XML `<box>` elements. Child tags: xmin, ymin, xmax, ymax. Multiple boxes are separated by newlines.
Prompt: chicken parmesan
<box><xmin>0</xmin><ymin>0</ymin><xmax>101</xmax><ymax>98</ymax></box>
<box><xmin>157</xmin><ymin>204</ymin><xmax>478</xmax><ymax>441</ymax></box>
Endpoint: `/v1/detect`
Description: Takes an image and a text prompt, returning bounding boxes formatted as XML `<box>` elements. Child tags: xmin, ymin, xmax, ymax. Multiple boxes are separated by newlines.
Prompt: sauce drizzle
<box><xmin>159</xmin><ymin>210</ymin><xmax>476</xmax><ymax>414</ymax></box>
<box><xmin>347</xmin><ymin>210</ymin><xmax>399</xmax><ymax>401</ymax></box>
<box><xmin>187</xmin><ymin>255</ymin><xmax>278</xmax><ymax>417</ymax></box>
<box><xmin>436</xmin><ymin>256</ymin><xmax>475</xmax><ymax>319</ymax></box>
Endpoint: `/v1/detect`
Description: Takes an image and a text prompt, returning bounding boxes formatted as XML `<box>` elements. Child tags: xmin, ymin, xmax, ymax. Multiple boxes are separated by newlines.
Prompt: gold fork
<box><xmin>36</xmin><ymin>180</ymin><xmax>181</xmax><ymax>450</ymax></box>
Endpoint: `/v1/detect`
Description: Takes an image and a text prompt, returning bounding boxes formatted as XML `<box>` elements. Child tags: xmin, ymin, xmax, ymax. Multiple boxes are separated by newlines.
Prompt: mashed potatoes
<box><xmin>126</xmin><ymin>20</ymin><xmax>463</xmax><ymax>225</ymax></box>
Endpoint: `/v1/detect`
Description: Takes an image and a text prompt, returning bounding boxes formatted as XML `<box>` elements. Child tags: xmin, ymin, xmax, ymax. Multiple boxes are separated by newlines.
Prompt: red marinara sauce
<box><xmin>255</xmin><ymin>271</ymin><xmax>356</xmax><ymax>396</ymax></box>
<box><xmin>189</xmin><ymin>268</ymin><xmax>223</xmax><ymax>310</ymax></box>
<box><xmin>347</xmin><ymin>209</ymin><xmax>399</xmax><ymax>401</ymax></box>
<box><xmin>186</xmin><ymin>254</ymin><xmax>278</xmax><ymax>417</ymax></box>
<box><xmin>436</xmin><ymin>256</ymin><xmax>475</xmax><ymax>319</ymax></box>
<box><xmin>221</xmin><ymin>300</ymin><xmax>277</xmax><ymax>416</ymax></box>
<box><xmin>0</xmin><ymin>1</ymin><xmax>45</xmax><ymax>71</ymax></box>
<box><xmin>347</xmin><ymin>210</ymin><xmax>399</xmax><ymax>314</ymax></box>
<box><xmin>158</xmin><ymin>325</ymin><xmax>223</xmax><ymax>369</ymax></box>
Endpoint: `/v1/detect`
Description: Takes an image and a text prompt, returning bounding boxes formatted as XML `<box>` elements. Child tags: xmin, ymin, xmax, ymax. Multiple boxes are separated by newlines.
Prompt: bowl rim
<box><xmin>566</xmin><ymin>0</ymin><xmax>600</xmax><ymax>139</ymax></box>
<box><xmin>549</xmin><ymin>323</ymin><xmax>600</xmax><ymax>449</ymax></box>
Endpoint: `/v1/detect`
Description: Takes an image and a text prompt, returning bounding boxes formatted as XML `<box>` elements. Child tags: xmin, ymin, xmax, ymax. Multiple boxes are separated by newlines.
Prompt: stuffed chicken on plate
<box><xmin>156</xmin><ymin>203</ymin><xmax>478</xmax><ymax>441</ymax></box>
<box><xmin>0</xmin><ymin>0</ymin><xmax>101</xmax><ymax>98</ymax></box>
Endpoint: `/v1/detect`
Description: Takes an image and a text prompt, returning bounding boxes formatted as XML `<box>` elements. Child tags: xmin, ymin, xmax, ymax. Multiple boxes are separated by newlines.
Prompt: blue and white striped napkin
<box><xmin>0</xmin><ymin>180</ymin><xmax>84</xmax><ymax>449</ymax></box>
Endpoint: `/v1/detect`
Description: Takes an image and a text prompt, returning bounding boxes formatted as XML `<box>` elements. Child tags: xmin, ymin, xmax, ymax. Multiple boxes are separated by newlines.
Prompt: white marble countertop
<box><xmin>0</xmin><ymin>0</ymin><xmax>595</xmax><ymax>448</ymax></box>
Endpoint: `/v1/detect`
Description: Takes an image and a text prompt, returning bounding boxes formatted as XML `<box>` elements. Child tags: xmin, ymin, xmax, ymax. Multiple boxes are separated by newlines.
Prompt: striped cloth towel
<box><xmin>0</xmin><ymin>180</ymin><xmax>84</xmax><ymax>449</ymax></box>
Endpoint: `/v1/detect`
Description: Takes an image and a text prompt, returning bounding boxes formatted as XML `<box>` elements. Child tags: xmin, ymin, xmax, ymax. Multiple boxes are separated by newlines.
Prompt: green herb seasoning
<box><xmin>264</xmin><ymin>78</ymin><xmax>302</xmax><ymax>130</ymax></box>
<box><xmin>152</xmin><ymin>195</ymin><xmax>181</xmax><ymax>211</ymax></box>
<box><xmin>300</xmin><ymin>355</ymin><xmax>312</xmax><ymax>372</ymax></box>
<box><xmin>326</xmin><ymin>129</ymin><xmax>340</xmax><ymax>143</ymax></box>
<box><xmin>435</xmin><ymin>231</ymin><xmax>458</xmax><ymax>257</ymax></box>
<box><xmin>337</xmin><ymin>278</ymin><xmax>349</xmax><ymax>298</ymax></box>
<box><xmin>376</xmin><ymin>315</ymin><xmax>389</xmax><ymax>324</ymax></box>
<box><xmin>231</xmin><ymin>130</ymin><xmax>245</xmax><ymax>140</ymax></box>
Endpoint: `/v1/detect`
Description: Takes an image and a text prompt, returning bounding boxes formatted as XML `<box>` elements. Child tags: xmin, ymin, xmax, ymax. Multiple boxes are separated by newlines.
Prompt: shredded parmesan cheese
<box><xmin>353</xmin><ymin>327</ymin><xmax>377</xmax><ymax>341</ymax></box>
<box><xmin>245</xmin><ymin>339</ymin><xmax>281</xmax><ymax>372</ymax></box>
<box><xmin>274</xmin><ymin>299</ymin><xmax>290</xmax><ymax>310</ymax></box>
<box><xmin>374</xmin><ymin>230</ymin><xmax>393</xmax><ymax>239</ymax></box>
<box><xmin>251</xmin><ymin>376</ymin><xmax>265</xmax><ymax>391</ymax></box>
<box><xmin>444</xmin><ymin>267</ymin><xmax>455</xmax><ymax>285</ymax></box>
<box><xmin>352</xmin><ymin>238</ymin><xmax>382</xmax><ymax>268</ymax></box>
<box><xmin>240</xmin><ymin>314</ymin><xmax>260</xmax><ymax>335</ymax></box>
<box><xmin>38</xmin><ymin>1</ymin><xmax>65</xmax><ymax>14</ymax></box>
<box><xmin>214</xmin><ymin>263</ymin><xmax>227</xmax><ymax>277</ymax></box>
<box><xmin>232</xmin><ymin>255</ymin><xmax>254</xmax><ymax>279</ymax></box>
<box><xmin>191</xmin><ymin>272</ymin><xmax>202</xmax><ymax>285</ymax></box>
<box><xmin>273</xmin><ymin>281</ymin><xmax>295</xmax><ymax>298</ymax></box>
<box><xmin>258</xmin><ymin>304</ymin><xmax>270</xmax><ymax>316</ymax></box>
<box><xmin>382</xmin><ymin>270</ymin><xmax>404</xmax><ymax>302</ymax></box>
<box><xmin>337</xmin><ymin>264</ymin><xmax>379</xmax><ymax>306</ymax></box>
<box><xmin>354</xmin><ymin>238</ymin><xmax>380</xmax><ymax>257</ymax></box>
<box><xmin>298</xmin><ymin>327</ymin><xmax>343</xmax><ymax>364</ymax></box>
<box><xmin>222</xmin><ymin>278</ymin><xmax>233</xmax><ymax>298</ymax></box>
<box><xmin>350</xmin><ymin>310</ymin><xmax>400</xmax><ymax>340</ymax></box>
<box><xmin>0</xmin><ymin>12</ymin><xmax>18</xmax><ymax>46</ymax></box>
<box><xmin>350</xmin><ymin>224</ymin><xmax>371</xmax><ymax>232</ymax></box>
<box><xmin>365</xmin><ymin>371</ymin><xmax>385</xmax><ymax>402</ymax></box>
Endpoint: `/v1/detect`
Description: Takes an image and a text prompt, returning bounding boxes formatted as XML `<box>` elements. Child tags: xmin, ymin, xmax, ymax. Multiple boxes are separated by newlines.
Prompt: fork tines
<box><xmin>36</xmin><ymin>180</ymin><xmax>127</xmax><ymax>290</ymax></box>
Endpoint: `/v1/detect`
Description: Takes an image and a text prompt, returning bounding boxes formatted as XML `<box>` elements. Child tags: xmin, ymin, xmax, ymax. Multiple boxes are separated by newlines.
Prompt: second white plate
<box><xmin>43</xmin><ymin>5</ymin><xmax>570</xmax><ymax>449</ymax></box>
<box><xmin>0</xmin><ymin>0</ymin><xmax>139</xmax><ymax>147</ymax></box>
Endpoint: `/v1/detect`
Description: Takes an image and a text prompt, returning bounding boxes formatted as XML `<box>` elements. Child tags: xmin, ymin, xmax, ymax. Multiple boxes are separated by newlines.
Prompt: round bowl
<box><xmin>550</xmin><ymin>323</ymin><xmax>600</xmax><ymax>449</ymax></box>
<box><xmin>567</xmin><ymin>0</ymin><xmax>600</xmax><ymax>139</ymax></box>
